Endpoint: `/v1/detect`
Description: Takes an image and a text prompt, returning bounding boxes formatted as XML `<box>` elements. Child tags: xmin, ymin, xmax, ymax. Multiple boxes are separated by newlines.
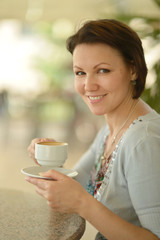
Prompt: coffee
<box><xmin>38</xmin><ymin>142</ymin><xmax>67</xmax><ymax>146</ymax></box>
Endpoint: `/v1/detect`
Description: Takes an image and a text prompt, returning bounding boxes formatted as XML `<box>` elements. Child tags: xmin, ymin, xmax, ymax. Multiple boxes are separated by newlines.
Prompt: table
<box><xmin>0</xmin><ymin>189</ymin><xmax>86</xmax><ymax>240</ymax></box>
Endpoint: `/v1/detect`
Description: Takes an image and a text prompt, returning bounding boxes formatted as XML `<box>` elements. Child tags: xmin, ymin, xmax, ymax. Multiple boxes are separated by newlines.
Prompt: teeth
<box><xmin>89</xmin><ymin>95</ymin><xmax>103</xmax><ymax>100</ymax></box>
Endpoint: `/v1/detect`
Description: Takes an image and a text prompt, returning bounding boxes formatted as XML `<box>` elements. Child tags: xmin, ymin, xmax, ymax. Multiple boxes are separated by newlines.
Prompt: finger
<box><xmin>27</xmin><ymin>138</ymin><xmax>55</xmax><ymax>155</ymax></box>
<box><xmin>40</xmin><ymin>138</ymin><xmax>56</xmax><ymax>143</ymax></box>
<box><xmin>27</xmin><ymin>138</ymin><xmax>40</xmax><ymax>157</ymax></box>
<box><xmin>35</xmin><ymin>186</ymin><xmax>46</xmax><ymax>198</ymax></box>
<box><xmin>28</xmin><ymin>151</ymin><xmax>39</xmax><ymax>164</ymax></box>
<box><xmin>27</xmin><ymin>138</ymin><xmax>43</xmax><ymax>163</ymax></box>
<box><xmin>33</xmin><ymin>158</ymin><xmax>40</xmax><ymax>165</ymax></box>
<box><xmin>25</xmin><ymin>176</ymin><xmax>48</xmax><ymax>190</ymax></box>
<box><xmin>39</xmin><ymin>169</ymin><xmax>67</xmax><ymax>181</ymax></box>
<box><xmin>28</xmin><ymin>138</ymin><xmax>41</xmax><ymax>151</ymax></box>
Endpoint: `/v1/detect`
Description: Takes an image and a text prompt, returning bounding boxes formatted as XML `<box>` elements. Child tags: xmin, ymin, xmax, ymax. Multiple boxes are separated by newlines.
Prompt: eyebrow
<box><xmin>73</xmin><ymin>62</ymin><xmax>111</xmax><ymax>69</ymax></box>
<box><xmin>93</xmin><ymin>62</ymin><xmax>111</xmax><ymax>69</ymax></box>
<box><xmin>73</xmin><ymin>65</ymin><xmax>83</xmax><ymax>69</ymax></box>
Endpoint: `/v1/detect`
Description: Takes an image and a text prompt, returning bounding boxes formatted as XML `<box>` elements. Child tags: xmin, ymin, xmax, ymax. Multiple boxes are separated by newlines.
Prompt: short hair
<box><xmin>66</xmin><ymin>19</ymin><xmax>148</xmax><ymax>98</ymax></box>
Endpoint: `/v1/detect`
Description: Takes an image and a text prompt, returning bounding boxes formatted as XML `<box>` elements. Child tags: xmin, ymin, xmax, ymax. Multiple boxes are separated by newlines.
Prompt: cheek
<box><xmin>74</xmin><ymin>80</ymin><xmax>83</xmax><ymax>95</ymax></box>
<box><xmin>108</xmin><ymin>72</ymin><xmax>131</xmax><ymax>92</ymax></box>
<box><xmin>110</xmin><ymin>79</ymin><xmax>132</xmax><ymax>100</ymax></box>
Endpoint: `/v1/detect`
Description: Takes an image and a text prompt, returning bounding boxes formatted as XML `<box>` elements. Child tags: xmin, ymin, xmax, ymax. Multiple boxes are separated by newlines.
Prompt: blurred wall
<box><xmin>0</xmin><ymin>0</ymin><xmax>159</xmax><ymax>187</ymax></box>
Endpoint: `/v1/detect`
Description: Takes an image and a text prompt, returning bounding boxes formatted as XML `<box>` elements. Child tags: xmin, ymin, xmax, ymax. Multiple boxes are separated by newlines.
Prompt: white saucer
<box><xmin>21</xmin><ymin>166</ymin><xmax>78</xmax><ymax>180</ymax></box>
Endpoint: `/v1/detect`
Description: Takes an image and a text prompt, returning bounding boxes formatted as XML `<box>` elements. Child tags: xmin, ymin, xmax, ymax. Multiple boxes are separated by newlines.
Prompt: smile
<box><xmin>88</xmin><ymin>94</ymin><xmax>106</xmax><ymax>100</ymax></box>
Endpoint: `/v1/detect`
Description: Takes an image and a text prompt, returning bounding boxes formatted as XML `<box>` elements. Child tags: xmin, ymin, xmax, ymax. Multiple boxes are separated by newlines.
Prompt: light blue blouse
<box><xmin>74</xmin><ymin>110</ymin><xmax>160</xmax><ymax>237</ymax></box>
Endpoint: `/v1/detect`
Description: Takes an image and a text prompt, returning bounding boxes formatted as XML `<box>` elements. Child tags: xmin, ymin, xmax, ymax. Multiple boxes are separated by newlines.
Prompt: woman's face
<box><xmin>73</xmin><ymin>43</ymin><xmax>136</xmax><ymax>116</ymax></box>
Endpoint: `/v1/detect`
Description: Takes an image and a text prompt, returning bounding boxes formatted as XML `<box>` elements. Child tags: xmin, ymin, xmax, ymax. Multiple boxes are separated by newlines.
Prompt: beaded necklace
<box><xmin>101</xmin><ymin>100</ymin><xmax>140</xmax><ymax>162</ymax></box>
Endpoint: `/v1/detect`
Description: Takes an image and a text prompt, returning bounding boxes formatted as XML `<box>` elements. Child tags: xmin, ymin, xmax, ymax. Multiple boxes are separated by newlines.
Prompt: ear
<box><xmin>130</xmin><ymin>64</ymin><xmax>138</xmax><ymax>81</ymax></box>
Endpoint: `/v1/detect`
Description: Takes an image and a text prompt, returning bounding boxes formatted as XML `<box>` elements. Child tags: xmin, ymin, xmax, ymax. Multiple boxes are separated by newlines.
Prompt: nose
<box><xmin>84</xmin><ymin>74</ymin><xmax>98</xmax><ymax>92</ymax></box>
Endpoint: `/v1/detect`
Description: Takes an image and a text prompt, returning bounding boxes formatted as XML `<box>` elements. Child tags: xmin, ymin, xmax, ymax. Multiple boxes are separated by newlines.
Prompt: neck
<box><xmin>105</xmin><ymin>98</ymin><xmax>140</xmax><ymax>136</ymax></box>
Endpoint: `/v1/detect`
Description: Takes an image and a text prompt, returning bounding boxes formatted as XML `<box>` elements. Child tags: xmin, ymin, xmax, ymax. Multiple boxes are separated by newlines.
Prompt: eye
<box><xmin>75</xmin><ymin>71</ymin><xmax>86</xmax><ymax>76</ymax></box>
<box><xmin>98</xmin><ymin>68</ymin><xmax>110</xmax><ymax>73</ymax></box>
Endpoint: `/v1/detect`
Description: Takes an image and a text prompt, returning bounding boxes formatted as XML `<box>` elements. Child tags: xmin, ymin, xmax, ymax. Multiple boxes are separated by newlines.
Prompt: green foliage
<box><xmin>38</xmin><ymin>99</ymin><xmax>75</xmax><ymax>122</ymax></box>
<box><xmin>115</xmin><ymin>4</ymin><xmax>160</xmax><ymax>113</ymax></box>
<box><xmin>35</xmin><ymin>57</ymin><xmax>71</xmax><ymax>90</ymax></box>
<box><xmin>142</xmin><ymin>62</ymin><xmax>160</xmax><ymax>112</ymax></box>
<box><xmin>33</xmin><ymin>0</ymin><xmax>160</xmax><ymax>119</ymax></box>
<box><xmin>153</xmin><ymin>0</ymin><xmax>160</xmax><ymax>7</ymax></box>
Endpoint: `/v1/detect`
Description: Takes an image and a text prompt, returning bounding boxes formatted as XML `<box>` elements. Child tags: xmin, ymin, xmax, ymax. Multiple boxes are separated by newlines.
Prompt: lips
<box><xmin>87</xmin><ymin>94</ymin><xmax>107</xmax><ymax>102</ymax></box>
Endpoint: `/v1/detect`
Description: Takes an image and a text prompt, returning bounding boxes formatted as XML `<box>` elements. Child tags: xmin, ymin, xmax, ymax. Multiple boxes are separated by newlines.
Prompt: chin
<box><xmin>89</xmin><ymin>108</ymin><xmax>106</xmax><ymax>116</ymax></box>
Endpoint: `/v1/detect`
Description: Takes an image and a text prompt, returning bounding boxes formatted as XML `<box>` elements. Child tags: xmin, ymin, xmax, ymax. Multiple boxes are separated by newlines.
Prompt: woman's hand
<box><xmin>25</xmin><ymin>169</ymin><xmax>89</xmax><ymax>214</ymax></box>
<box><xmin>27</xmin><ymin>138</ymin><xmax>55</xmax><ymax>164</ymax></box>
<box><xmin>25</xmin><ymin>170</ymin><xmax>158</xmax><ymax>240</ymax></box>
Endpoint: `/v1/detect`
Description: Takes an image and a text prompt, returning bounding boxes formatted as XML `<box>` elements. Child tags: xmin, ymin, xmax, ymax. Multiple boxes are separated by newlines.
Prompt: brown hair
<box><xmin>66</xmin><ymin>19</ymin><xmax>148</xmax><ymax>98</ymax></box>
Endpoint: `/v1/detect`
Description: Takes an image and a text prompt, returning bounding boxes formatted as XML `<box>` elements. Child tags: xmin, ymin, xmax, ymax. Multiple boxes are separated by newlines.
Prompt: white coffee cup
<box><xmin>35</xmin><ymin>142</ymin><xmax>68</xmax><ymax>167</ymax></box>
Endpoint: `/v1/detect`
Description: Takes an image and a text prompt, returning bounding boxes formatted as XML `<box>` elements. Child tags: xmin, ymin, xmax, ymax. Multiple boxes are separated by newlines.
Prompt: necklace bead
<box><xmin>111</xmin><ymin>136</ymin><xmax>116</xmax><ymax>145</ymax></box>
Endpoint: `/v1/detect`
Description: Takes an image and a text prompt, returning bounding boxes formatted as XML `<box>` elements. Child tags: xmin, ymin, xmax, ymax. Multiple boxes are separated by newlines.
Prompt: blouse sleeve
<box><xmin>73</xmin><ymin>125</ymin><xmax>107</xmax><ymax>189</ymax></box>
<box><xmin>125</xmin><ymin>135</ymin><xmax>160</xmax><ymax>237</ymax></box>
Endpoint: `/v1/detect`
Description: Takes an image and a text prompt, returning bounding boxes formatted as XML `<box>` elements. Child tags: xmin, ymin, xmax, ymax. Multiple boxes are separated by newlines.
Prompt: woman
<box><xmin>27</xmin><ymin>19</ymin><xmax>160</xmax><ymax>239</ymax></box>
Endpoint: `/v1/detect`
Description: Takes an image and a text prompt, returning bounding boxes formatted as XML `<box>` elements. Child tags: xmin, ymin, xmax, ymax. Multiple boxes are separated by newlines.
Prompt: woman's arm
<box><xmin>80</xmin><ymin>191</ymin><xmax>159</xmax><ymax>240</ymax></box>
<box><xmin>25</xmin><ymin>169</ymin><xmax>159</xmax><ymax>240</ymax></box>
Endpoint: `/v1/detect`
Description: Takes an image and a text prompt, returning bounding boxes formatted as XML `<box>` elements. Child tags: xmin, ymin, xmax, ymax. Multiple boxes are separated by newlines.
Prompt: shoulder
<box><xmin>119</xmin><ymin>111</ymin><xmax>160</xmax><ymax>174</ymax></box>
<box><xmin>122</xmin><ymin>110</ymin><xmax>160</xmax><ymax>148</ymax></box>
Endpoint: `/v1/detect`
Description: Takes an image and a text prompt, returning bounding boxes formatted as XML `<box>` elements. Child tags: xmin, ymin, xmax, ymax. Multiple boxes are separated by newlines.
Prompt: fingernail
<box><xmin>39</xmin><ymin>172</ymin><xmax>45</xmax><ymax>176</ymax></box>
<box><xmin>25</xmin><ymin>177</ymin><xmax>29</xmax><ymax>181</ymax></box>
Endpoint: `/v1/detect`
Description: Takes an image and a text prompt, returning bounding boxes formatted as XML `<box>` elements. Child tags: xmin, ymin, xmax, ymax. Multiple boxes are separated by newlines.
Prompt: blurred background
<box><xmin>0</xmin><ymin>0</ymin><xmax>159</xmax><ymax>238</ymax></box>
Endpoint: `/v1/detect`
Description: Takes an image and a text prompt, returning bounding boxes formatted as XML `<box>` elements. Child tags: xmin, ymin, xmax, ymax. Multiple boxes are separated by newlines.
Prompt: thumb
<box><xmin>39</xmin><ymin>138</ymin><xmax>56</xmax><ymax>143</ymax></box>
<box><xmin>39</xmin><ymin>169</ymin><xmax>66</xmax><ymax>181</ymax></box>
